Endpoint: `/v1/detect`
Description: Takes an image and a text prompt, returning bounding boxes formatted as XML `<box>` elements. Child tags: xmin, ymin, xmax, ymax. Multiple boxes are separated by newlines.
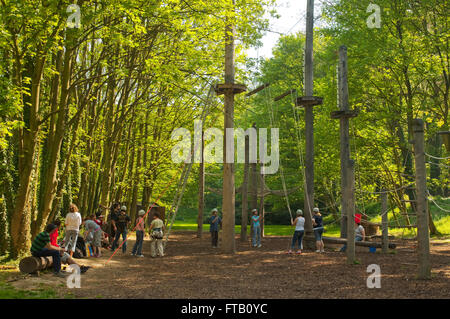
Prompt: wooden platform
<box><xmin>214</xmin><ymin>83</ymin><xmax>247</xmax><ymax>96</ymax></box>
<box><xmin>330</xmin><ymin>109</ymin><xmax>359</xmax><ymax>119</ymax></box>
<box><xmin>296</xmin><ymin>96</ymin><xmax>323</xmax><ymax>106</ymax></box>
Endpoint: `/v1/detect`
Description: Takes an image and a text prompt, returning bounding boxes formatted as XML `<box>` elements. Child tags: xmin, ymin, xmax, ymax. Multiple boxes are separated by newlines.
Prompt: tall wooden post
<box><xmin>240</xmin><ymin>135</ymin><xmax>249</xmax><ymax>242</ymax></box>
<box><xmin>217</xmin><ymin>0</ymin><xmax>246</xmax><ymax>254</ymax></box>
<box><xmin>296</xmin><ymin>0</ymin><xmax>323</xmax><ymax>246</ymax></box>
<box><xmin>331</xmin><ymin>45</ymin><xmax>358</xmax><ymax>263</ymax></box>
<box><xmin>251</xmin><ymin>124</ymin><xmax>258</xmax><ymax>212</ymax></box>
<box><xmin>381</xmin><ymin>191</ymin><xmax>389</xmax><ymax>253</ymax></box>
<box><xmin>346</xmin><ymin>159</ymin><xmax>356</xmax><ymax>263</ymax></box>
<box><xmin>197</xmin><ymin>131</ymin><xmax>205</xmax><ymax>238</ymax></box>
<box><xmin>259</xmin><ymin>162</ymin><xmax>265</xmax><ymax>237</ymax></box>
<box><xmin>413</xmin><ymin>119</ymin><xmax>431</xmax><ymax>279</ymax></box>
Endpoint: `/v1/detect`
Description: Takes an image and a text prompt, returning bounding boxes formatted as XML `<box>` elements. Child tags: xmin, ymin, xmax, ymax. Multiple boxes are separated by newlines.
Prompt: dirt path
<box><xmin>11</xmin><ymin>231</ymin><xmax>450</xmax><ymax>298</ymax></box>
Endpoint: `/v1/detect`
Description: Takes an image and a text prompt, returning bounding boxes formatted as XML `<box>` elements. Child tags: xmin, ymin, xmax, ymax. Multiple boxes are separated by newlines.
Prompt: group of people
<box><xmin>29</xmin><ymin>202</ymin><xmax>168</xmax><ymax>277</ymax></box>
<box><xmin>103</xmin><ymin>203</ymin><xmax>166</xmax><ymax>258</ymax></box>
<box><xmin>208</xmin><ymin>206</ymin><xmax>365</xmax><ymax>254</ymax></box>
<box><xmin>30</xmin><ymin>204</ymin><xmax>91</xmax><ymax>277</ymax></box>
<box><xmin>208</xmin><ymin>208</ymin><xmax>263</xmax><ymax>248</ymax></box>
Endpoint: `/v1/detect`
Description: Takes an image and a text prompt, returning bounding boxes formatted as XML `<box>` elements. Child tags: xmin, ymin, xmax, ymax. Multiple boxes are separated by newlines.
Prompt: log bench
<box><xmin>19</xmin><ymin>256</ymin><xmax>53</xmax><ymax>274</ymax></box>
<box><xmin>304</xmin><ymin>235</ymin><xmax>396</xmax><ymax>249</ymax></box>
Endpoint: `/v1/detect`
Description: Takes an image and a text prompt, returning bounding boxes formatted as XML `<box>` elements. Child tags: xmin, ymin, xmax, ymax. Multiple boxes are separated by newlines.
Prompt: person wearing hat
<box><xmin>251</xmin><ymin>209</ymin><xmax>262</xmax><ymax>248</ymax></box>
<box><xmin>111</xmin><ymin>205</ymin><xmax>131</xmax><ymax>253</ymax></box>
<box><xmin>131</xmin><ymin>209</ymin><xmax>146</xmax><ymax>257</ymax></box>
<box><xmin>288</xmin><ymin>209</ymin><xmax>305</xmax><ymax>254</ymax></box>
<box><xmin>312</xmin><ymin>207</ymin><xmax>325</xmax><ymax>253</ymax></box>
<box><xmin>209</xmin><ymin>208</ymin><xmax>221</xmax><ymax>248</ymax></box>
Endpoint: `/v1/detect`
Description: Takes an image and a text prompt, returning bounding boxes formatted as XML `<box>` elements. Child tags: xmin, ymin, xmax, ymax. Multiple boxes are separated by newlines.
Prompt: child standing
<box><xmin>132</xmin><ymin>210</ymin><xmax>146</xmax><ymax>257</ymax></box>
<box><xmin>149</xmin><ymin>212</ymin><xmax>165</xmax><ymax>258</ymax></box>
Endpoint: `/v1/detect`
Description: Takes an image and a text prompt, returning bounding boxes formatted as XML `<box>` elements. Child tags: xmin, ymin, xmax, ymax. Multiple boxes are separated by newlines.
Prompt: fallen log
<box><xmin>19</xmin><ymin>256</ymin><xmax>53</xmax><ymax>274</ymax></box>
<box><xmin>304</xmin><ymin>236</ymin><xmax>396</xmax><ymax>249</ymax></box>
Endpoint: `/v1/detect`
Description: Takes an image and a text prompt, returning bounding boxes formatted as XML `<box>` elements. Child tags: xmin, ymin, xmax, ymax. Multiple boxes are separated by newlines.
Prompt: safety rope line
<box><xmin>164</xmin><ymin>82</ymin><xmax>217</xmax><ymax>245</ymax></box>
<box><xmin>427</xmin><ymin>161</ymin><xmax>450</xmax><ymax>168</ymax></box>
<box><xmin>290</xmin><ymin>90</ymin><xmax>313</xmax><ymax>217</ymax></box>
<box><xmin>427</xmin><ymin>191</ymin><xmax>450</xmax><ymax>213</ymax></box>
<box><xmin>425</xmin><ymin>153</ymin><xmax>450</xmax><ymax>160</ymax></box>
<box><xmin>264</xmin><ymin>86</ymin><xmax>294</xmax><ymax>221</ymax></box>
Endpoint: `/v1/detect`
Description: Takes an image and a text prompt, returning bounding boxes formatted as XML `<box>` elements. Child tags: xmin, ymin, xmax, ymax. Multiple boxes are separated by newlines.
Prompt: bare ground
<box><xmin>8</xmin><ymin>231</ymin><xmax>450</xmax><ymax>299</ymax></box>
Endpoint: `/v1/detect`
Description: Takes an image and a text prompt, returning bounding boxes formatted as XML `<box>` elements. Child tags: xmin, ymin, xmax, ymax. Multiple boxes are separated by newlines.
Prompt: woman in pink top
<box><xmin>131</xmin><ymin>210</ymin><xmax>146</xmax><ymax>257</ymax></box>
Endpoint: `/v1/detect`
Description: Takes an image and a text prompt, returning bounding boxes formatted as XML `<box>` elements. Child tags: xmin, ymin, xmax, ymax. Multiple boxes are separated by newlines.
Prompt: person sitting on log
<box><xmin>47</xmin><ymin>220</ymin><xmax>90</xmax><ymax>273</ymax></box>
<box><xmin>31</xmin><ymin>224</ymin><xmax>89</xmax><ymax>277</ymax></box>
<box><xmin>340</xmin><ymin>221</ymin><xmax>366</xmax><ymax>252</ymax></box>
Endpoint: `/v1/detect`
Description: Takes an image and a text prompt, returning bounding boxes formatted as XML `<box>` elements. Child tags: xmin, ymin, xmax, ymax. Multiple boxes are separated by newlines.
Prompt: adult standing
<box><xmin>83</xmin><ymin>216</ymin><xmax>103</xmax><ymax>257</ymax></box>
<box><xmin>64</xmin><ymin>204</ymin><xmax>82</xmax><ymax>257</ymax></box>
<box><xmin>149</xmin><ymin>212</ymin><xmax>165</xmax><ymax>258</ymax></box>
<box><xmin>312</xmin><ymin>207</ymin><xmax>325</xmax><ymax>253</ymax></box>
<box><xmin>131</xmin><ymin>210</ymin><xmax>146</xmax><ymax>257</ymax></box>
<box><xmin>111</xmin><ymin>206</ymin><xmax>131</xmax><ymax>253</ymax></box>
<box><xmin>209</xmin><ymin>208</ymin><xmax>221</xmax><ymax>248</ymax></box>
<box><xmin>251</xmin><ymin>209</ymin><xmax>262</xmax><ymax>248</ymax></box>
<box><xmin>288</xmin><ymin>209</ymin><xmax>305</xmax><ymax>254</ymax></box>
<box><xmin>103</xmin><ymin>203</ymin><xmax>120</xmax><ymax>247</ymax></box>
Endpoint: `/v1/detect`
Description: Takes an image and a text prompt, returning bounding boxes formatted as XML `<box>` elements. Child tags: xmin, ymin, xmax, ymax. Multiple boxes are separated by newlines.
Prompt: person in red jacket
<box><xmin>50</xmin><ymin>219</ymin><xmax>61</xmax><ymax>247</ymax></box>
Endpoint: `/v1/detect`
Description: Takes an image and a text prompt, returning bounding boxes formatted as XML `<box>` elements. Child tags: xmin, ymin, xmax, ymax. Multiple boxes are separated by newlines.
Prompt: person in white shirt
<box><xmin>288</xmin><ymin>209</ymin><xmax>305</xmax><ymax>255</ymax></box>
<box><xmin>64</xmin><ymin>203</ymin><xmax>82</xmax><ymax>257</ymax></box>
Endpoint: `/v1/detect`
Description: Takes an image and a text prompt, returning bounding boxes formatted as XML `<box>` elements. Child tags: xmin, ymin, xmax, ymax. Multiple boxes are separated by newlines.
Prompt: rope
<box><xmin>425</xmin><ymin>153</ymin><xmax>450</xmax><ymax>160</ymax></box>
<box><xmin>427</xmin><ymin>191</ymin><xmax>450</xmax><ymax>213</ymax></box>
<box><xmin>290</xmin><ymin>90</ymin><xmax>313</xmax><ymax>217</ymax></box>
<box><xmin>164</xmin><ymin>82</ymin><xmax>217</xmax><ymax>245</ymax></box>
<box><xmin>358</xmin><ymin>183</ymin><xmax>415</xmax><ymax>195</ymax></box>
<box><xmin>265</xmin><ymin>86</ymin><xmax>294</xmax><ymax>221</ymax></box>
<box><xmin>427</xmin><ymin>161</ymin><xmax>450</xmax><ymax>168</ymax></box>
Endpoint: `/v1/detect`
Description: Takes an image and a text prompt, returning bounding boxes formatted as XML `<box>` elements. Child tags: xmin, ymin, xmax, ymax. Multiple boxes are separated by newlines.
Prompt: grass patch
<box><xmin>0</xmin><ymin>279</ymin><xmax>58</xmax><ymax>299</ymax></box>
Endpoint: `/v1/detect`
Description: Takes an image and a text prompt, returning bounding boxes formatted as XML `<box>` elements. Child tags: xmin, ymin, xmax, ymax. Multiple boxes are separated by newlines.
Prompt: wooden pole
<box><xmin>259</xmin><ymin>161</ymin><xmax>265</xmax><ymax>238</ymax></box>
<box><xmin>381</xmin><ymin>190</ymin><xmax>389</xmax><ymax>253</ymax></box>
<box><xmin>303</xmin><ymin>0</ymin><xmax>316</xmax><ymax>241</ymax></box>
<box><xmin>346</xmin><ymin>159</ymin><xmax>356</xmax><ymax>263</ymax></box>
<box><xmin>197</xmin><ymin>131</ymin><xmax>205</xmax><ymax>238</ymax></box>
<box><xmin>339</xmin><ymin>45</ymin><xmax>350</xmax><ymax>239</ymax></box>
<box><xmin>412</xmin><ymin>119</ymin><xmax>431</xmax><ymax>279</ymax></box>
<box><xmin>222</xmin><ymin>1</ymin><xmax>237</xmax><ymax>254</ymax></box>
<box><xmin>240</xmin><ymin>134</ymin><xmax>249</xmax><ymax>242</ymax></box>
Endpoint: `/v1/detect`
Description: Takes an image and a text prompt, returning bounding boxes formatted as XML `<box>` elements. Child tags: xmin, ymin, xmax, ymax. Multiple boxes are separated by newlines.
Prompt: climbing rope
<box><xmin>425</xmin><ymin>153</ymin><xmax>450</xmax><ymax>160</ymax></box>
<box><xmin>264</xmin><ymin>85</ymin><xmax>294</xmax><ymax>222</ymax></box>
<box><xmin>427</xmin><ymin>191</ymin><xmax>450</xmax><ymax>213</ymax></box>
